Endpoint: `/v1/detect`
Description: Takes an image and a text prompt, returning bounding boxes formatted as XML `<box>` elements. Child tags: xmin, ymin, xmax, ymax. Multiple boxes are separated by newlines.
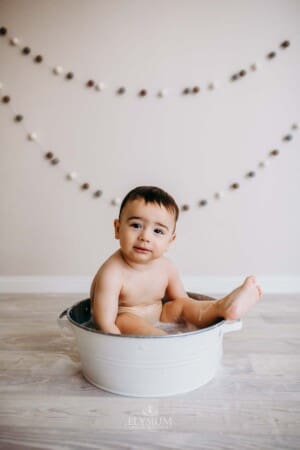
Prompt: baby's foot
<box><xmin>217</xmin><ymin>276</ymin><xmax>262</xmax><ymax>320</ymax></box>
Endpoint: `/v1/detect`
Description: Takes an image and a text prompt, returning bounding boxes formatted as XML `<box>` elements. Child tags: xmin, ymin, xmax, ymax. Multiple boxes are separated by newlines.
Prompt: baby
<box><xmin>90</xmin><ymin>186</ymin><xmax>262</xmax><ymax>336</ymax></box>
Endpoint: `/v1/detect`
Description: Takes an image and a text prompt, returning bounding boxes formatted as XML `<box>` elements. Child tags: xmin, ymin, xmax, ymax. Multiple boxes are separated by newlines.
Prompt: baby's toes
<box><xmin>257</xmin><ymin>285</ymin><xmax>262</xmax><ymax>297</ymax></box>
<box><xmin>244</xmin><ymin>275</ymin><xmax>256</xmax><ymax>288</ymax></box>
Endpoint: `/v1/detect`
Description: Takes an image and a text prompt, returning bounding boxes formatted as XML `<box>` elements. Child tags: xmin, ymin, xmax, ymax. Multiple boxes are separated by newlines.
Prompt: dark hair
<box><xmin>119</xmin><ymin>186</ymin><xmax>179</xmax><ymax>222</ymax></box>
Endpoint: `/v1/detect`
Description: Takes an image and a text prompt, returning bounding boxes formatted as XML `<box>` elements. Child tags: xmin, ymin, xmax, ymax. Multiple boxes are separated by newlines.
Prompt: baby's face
<box><xmin>114</xmin><ymin>199</ymin><xmax>176</xmax><ymax>265</ymax></box>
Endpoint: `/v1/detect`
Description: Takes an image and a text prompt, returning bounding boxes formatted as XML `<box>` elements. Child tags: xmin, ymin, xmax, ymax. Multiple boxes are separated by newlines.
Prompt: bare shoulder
<box><xmin>163</xmin><ymin>257</ymin><xmax>187</xmax><ymax>299</ymax></box>
<box><xmin>99</xmin><ymin>251</ymin><xmax>124</xmax><ymax>277</ymax></box>
<box><xmin>161</xmin><ymin>256</ymin><xmax>180</xmax><ymax>276</ymax></box>
<box><xmin>90</xmin><ymin>251</ymin><xmax>123</xmax><ymax>298</ymax></box>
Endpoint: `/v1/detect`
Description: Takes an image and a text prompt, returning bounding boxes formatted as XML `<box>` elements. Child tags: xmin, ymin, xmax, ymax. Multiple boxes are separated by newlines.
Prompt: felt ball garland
<box><xmin>111</xmin><ymin>198</ymin><xmax>121</xmax><ymax>206</ymax></box>
<box><xmin>214</xmin><ymin>192</ymin><xmax>224</xmax><ymax>200</ymax></box>
<box><xmin>1</xmin><ymin>86</ymin><xmax>107</xmax><ymax>200</ymax></box>
<box><xmin>0</xmin><ymin>25</ymin><xmax>291</xmax><ymax>98</ymax></box>
<box><xmin>53</xmin><ymin>66</ymin><xmax>63</xmax><ymax>75</ymax></box>
<box><xmin>66</xmin><ymin>172</ymin><xmax>77</xmax><ymax>180</ymax></box>
<box><xmin>181</xmin><ymin>204</ymin><xmax>190</xmax><ymax>211</ymax></box>
<box><xmin>66</xmin><ymin>72</ymin><xmax>74</xmax><ymax>80</ymax></box>
<box><xmin>0</xmin><ymin>84</ymin><xmax>297</xmax><ymax>211</ymax></box>
<box><xmin>2</xmin><ymin>95</ymin><xmax>10</xmax><ymax>103</ymax></box>
<box><xmin>22</xmin><ymin>46</ymin><xmax>31</xmax><ymax>55</ymax></box>
<box><xmin>34</xmin><ymin>54</ymin><xmax>43</xmax><ymax>63</ymax></box>
<box><xmin>0</xmin><ymin>26</ymin><xmax>296</xmax><ymax>210</ymax></box>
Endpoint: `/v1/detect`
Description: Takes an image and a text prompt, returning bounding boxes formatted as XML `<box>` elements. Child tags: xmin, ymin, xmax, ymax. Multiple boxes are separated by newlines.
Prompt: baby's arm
<box><xmin>165</xmin><ymin>260</ymin><xmax>188</xmax><ymax>300</ymax></box>
<box><xmin>92</xmin><ymin>265</ymin><xmax>122</xmax><ymax>334</ymax></box>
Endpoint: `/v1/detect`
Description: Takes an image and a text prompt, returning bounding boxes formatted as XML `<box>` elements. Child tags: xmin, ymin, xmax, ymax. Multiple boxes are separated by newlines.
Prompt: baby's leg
<box><xmin>161</xmin><ymin>276</ymin><xmax>262</xmax><ymax>328</ymax></box>
<box><xmin>161</xmin><ymin>297</ymin><xmax>221</xmax><ymax>329</ymax></box>
<box><xmin>116</xmin><ymin>312</ymin><xmax>167</xmax><ymax>336</ymax></box>
<box><xmin>216</xmin><ymin>275</ymin><xmax>262</xmax><ymax>320</ymax></box>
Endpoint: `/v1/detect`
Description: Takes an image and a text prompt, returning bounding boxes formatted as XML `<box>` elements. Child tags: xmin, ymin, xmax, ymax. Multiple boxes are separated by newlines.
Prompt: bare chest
<box><xmin>119</xmin><ymin>270</ymin><xmax>168</xmax><ymax>307</ymax></box>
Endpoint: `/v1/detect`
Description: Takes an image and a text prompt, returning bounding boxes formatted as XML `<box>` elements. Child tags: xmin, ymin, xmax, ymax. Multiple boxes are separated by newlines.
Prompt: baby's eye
<box><xmin>130</xmin><ymin>223</ymin><xmax>142</xmax><ymax>229</ymax></box>
<box><xmin>154</xmin><ymin>228</ymin><xmax>164</xmax><ymax>235</ymax></box>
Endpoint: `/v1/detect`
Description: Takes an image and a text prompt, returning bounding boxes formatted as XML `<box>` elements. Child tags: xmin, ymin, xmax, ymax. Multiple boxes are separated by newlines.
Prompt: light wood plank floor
<box><xmin>0</xmin><ymin>293</ymin><xmax>299</xmax><ymax>449</ymax></box>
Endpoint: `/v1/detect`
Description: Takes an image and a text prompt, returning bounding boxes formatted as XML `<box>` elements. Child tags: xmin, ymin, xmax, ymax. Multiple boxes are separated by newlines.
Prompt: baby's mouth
<box><xmin>133</xmin><ymin>246</ymin><xmax>151</xmax><ymax>253</ymax></box>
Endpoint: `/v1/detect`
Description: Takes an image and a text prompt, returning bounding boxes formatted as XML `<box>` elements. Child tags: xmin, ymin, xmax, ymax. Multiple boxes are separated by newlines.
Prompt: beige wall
<box><xmin>0</xmin><ymin>0</ymin><xmax>299</xmax><ymax>278</ymax></box>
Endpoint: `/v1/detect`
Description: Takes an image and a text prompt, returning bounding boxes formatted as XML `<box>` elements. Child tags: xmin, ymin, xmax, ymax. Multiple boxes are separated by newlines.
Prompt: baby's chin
<box><xmin>125</xmin><ymin>250</ymin><xmax>160</xmax><ymax>265</ymax></box>
<box><xmin>130</xmin><ymin>252</ymin><xmax>153</xmax><ymax>263</ymax></box>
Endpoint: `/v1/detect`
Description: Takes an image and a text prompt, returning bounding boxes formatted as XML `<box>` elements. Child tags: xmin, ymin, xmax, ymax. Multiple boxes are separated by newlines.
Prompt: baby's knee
<box><xmin>115</xmin><ymin>312</ymin><xmax>136</xmax><ymax>333</ymax></box>
<box><xmin>160</xmin><ymin>298</ymin><xmax>185</xmax><ymax>323</ymax></box>
<box><xmin>115</xmin><ymin>312</ymin><xmax>129</xmax><ymax>327</ymax></box>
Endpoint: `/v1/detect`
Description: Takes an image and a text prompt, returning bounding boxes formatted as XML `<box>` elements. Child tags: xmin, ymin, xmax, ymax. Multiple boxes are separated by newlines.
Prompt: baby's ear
<box><xmin>114</xmin><ymin>219</ymin><xmax>120</xmax><ymax>239</ymax></box>
<box><xmin>169</xmin><ymin>232</ymin><xmax>176</xmax><ymax>244</ymax></box>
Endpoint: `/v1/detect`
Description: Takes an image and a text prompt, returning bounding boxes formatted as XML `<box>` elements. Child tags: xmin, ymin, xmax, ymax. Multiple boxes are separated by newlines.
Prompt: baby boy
<box><xmin>90</xmin><ymin>186</ymin><xmax>262</xmax><ymax>336</ymax></box>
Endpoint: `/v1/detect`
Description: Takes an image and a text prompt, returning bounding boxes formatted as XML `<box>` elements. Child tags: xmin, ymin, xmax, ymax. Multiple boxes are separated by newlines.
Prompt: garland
<box><xmin>1</xmin><ymin>85</ymin><xmax>297</xmax><ymax>211</ymax></box>
<box><xmin>0</xmin><ymin>26</ymin><xmax>291</xmax><ymax>99</ymax></box>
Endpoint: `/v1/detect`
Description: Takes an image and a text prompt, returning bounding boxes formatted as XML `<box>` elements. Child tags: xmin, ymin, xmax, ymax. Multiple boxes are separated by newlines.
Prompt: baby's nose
<box><xmin>139</xmin><ymin>229</ymin><xmax>150</xmax><ymax>241</ymax></box>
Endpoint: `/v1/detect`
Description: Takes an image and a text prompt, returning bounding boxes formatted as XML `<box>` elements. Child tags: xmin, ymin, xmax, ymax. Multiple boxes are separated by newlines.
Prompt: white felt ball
<box><xmin>158</xmin><ymin>89</ymin><xmax>167</xmax><ymax>98</ymax></box>
<box><xmin>208</xmin><ymin>82</ymin><xmax>216</xmax><ymax>90</ymax></box>
<box><xmin>53</xmin><ymin>66</ymin><xmax>63</xmax><ymax>75</ymax></box>
<box><xmin>258</xmin><ymin>161</ymin><xmax>268</xmax><ymax>169</ymax></box>
<box><xmin>111</xmin><ymin>197</ymin><xmax>121</xmax><ymax>206</ymax></box>
<box><xmin>214</xmin><ymin>191</ymin><xmax>224</xmax><ymax>199</ymax></box>
<box><xmin>95</xmin><ymin>82</ymin><xmax>105</xmax><ymax>91</ymax></box>
<box><xmin>10</xmin><ymin>37</ymin><xmax>20</xmax><ymax>46</ymax></box>
<box><xmin>28</xmin><ymin>132</ymin><xmax>37</xmax><ymax>141</ymax></box>
<box><xmin>66</xmin><ymin>172</ymin><xmax>77</xmax><ymax>180</ymax></box>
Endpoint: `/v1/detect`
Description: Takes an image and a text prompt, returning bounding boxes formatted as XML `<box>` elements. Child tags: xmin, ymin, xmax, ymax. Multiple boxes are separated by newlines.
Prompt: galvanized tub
<box><xmin>58</xmin><ymin>293</ymin><xmax>242</xmax><ymax>397</ymax></box>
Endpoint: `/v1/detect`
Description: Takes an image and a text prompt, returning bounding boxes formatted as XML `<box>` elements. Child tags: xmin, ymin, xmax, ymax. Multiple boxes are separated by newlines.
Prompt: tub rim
<box><xmin>61</xmin><ymin>297</ymin><xmax>229</xmax><ymax>339</ymax></box>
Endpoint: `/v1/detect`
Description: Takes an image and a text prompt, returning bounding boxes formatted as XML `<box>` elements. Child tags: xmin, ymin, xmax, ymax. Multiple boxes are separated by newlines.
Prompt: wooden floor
<box><xmin>0</xmin><ymin>293</ymin><xmax>299</xmax><ymax>449</ymax></box>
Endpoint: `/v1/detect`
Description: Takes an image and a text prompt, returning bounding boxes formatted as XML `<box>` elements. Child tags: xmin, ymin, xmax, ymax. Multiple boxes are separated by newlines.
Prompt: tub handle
<box><xmin>222</xmin><ymin>319</ymin><xmax>243</xmax><ymax>334</ymax></box>
<box><xmin>57</xmin><ymin>308</ymin><xmax>74</xmax><ymax>337</ymax></box>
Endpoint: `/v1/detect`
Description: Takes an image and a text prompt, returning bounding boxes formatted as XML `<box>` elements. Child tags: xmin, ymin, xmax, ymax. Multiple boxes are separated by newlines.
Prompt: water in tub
<box><xmin>82</xmin><ymin>318</ymin><xmax>198</xmax><ymax>334</ymax></box>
